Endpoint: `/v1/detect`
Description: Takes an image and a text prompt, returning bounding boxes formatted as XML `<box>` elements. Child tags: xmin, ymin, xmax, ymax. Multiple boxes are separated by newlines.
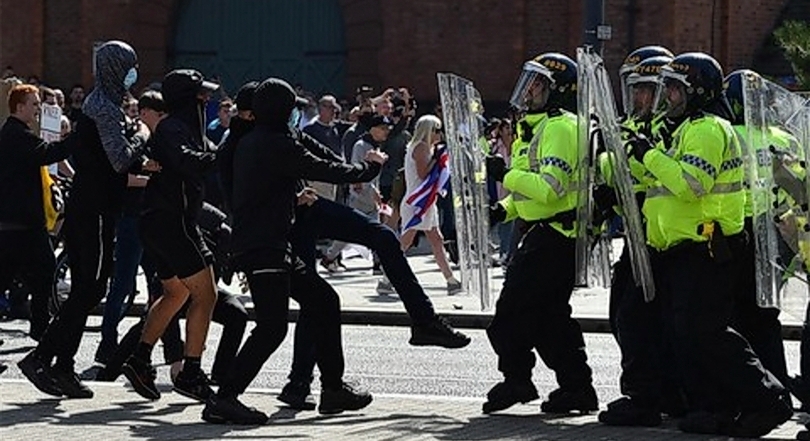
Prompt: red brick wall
<box><xmin>0</xmin><ymin>0</ymin><xmax>793</xmax><ymax>103</ymax></box>
<box><xmin>0</xmin><ymin>0</ymin><xmax>45</xmax><ymax>81</ymax></box>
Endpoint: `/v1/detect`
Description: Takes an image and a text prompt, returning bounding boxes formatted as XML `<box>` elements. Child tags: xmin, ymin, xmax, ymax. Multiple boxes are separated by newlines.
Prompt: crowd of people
<box><xmin>1</xmin><ymin>36</ymin><xmax>810</xmax><ymax>439</ymax></box>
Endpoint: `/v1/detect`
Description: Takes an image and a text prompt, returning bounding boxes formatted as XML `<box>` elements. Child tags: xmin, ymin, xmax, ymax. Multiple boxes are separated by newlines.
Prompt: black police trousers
<box><xmin>487</xmin><ymin>222</ymin><xmax>593</xmax><ymax>388</ymax></box>
<box><xmin>729</xmin><ymin>219</ymin><xmax>789</xmax><ymax>390</ymax></box>
<box><xmin>609</xmin><ymin>246</ymin><xmax>682</xmax><ymax>409</ymax></box>
<box><xmin>654</xmin><ymin>239</ymin><xmax>785</xmax><ymax>414</ymax></box>
<box><xmin>37</xmin><ymin>206</ymin><xmax>117</xmax><ymax>372</ymax></box>
<box><xmin>217</xmin><ymin>247</ymin><xmax>345</xmax><ymax>398</ymax></box>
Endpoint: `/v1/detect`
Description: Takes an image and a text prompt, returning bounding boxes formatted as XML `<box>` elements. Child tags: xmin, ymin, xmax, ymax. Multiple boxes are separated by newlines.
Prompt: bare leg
<box><xmin>426</xmin><ymin>228</ymin><xmax>454</xmax><ymax>280</ymax></box>
<box><xmin>140</xmin><ymin>277</ymin><xmax>190</xmax><ymax>345</ymax></box>
<box><xmin>179</xmin><ymin>266</ymin><xmax>217</xmax><ymax>357</ymax></box>
<box><xmin>400</xmin><ymin>229</ymin><xmax>417</xmax><ymax>252</ymax></box>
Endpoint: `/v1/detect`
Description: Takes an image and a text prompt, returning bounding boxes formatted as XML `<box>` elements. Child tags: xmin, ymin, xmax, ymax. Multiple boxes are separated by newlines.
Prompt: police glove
<box><xmin>489</xmin><ymin>202</ymin><xmax>507</xmax><ymax>226</ymax></box>
<box><xmin>629</xmin><ymin>134</ymin><xmax>654</xmax><ymax>163</ymax></box>
<box><xmin>486</xmin><ymin>155</ymin><xmax>509</xmax><ymax>183</ymax></box>
<box><xmin>593</xmin><ymin>184</ymin><xmax>618</xmax><ymax>213</ymax></box>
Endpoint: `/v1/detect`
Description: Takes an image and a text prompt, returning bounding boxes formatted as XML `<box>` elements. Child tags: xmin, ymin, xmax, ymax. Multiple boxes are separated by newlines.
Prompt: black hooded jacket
<box><xmin>72</xmin><ymin>41</ymin><xmax>149</xmax><ymax>213</ymax></box>
<box><xmin>218</xmin><ymin>116</ymin><xmax>254</xmax><ymax>213</ymax></box>
<box><xmin>143</xmin><ymin>74</ymin><xmax>217</xmax><ymax>220</ymax></box>
<box><xmin>231</xmin><ymin>78</ymin><xmax>381</xmax><ymax>254</ymax></box>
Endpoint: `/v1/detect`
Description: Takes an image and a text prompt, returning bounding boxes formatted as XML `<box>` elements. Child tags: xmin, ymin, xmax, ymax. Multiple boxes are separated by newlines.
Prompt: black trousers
<box><xmin>37</xmin><ymin>206</ymin><xmax>116</xmax><ymax>371</ymax></box>
<box><xmin>486</xmin><ymin>223</ymin><xmax>593</xmax><ymax>389</ymax></box>
<box><xmin>0</xmin><ymin>229</ymin><xmax>56</xmax><ymax>338</ymax></box>
<box><xmin>218</xmin><ymin>247</ymin><xmax>344</xmax><ymax>398</ymax></box>
<box><xmin>101</xmin><ymin>287</ymin><xmax>247</xmax><ymax>380</ymax></box>
<box><xmin>728</xmin><ymin>220</ymin><xmax>789</xmax><ymax>390</ymax></box>
<box><xmin>654</xmin><ymin>239</ymin><xmax>785</xmax><ymax>414</ymax></box>
<box><xmin>608</xmin><ymin>246</ymin><xmax>682</xmax><ymax>408</ymax></box>
<box><xmin>288</xmin><ymin>198</ymin><xmax>436</xmax><ymax>383</ymax></box>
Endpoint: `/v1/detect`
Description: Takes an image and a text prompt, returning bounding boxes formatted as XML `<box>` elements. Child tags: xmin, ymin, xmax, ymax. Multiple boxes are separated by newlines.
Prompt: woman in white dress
<box><xmin>399</xmin><ymin>115</ymin><xmax>461</xmax><ymax>295</ymax></box>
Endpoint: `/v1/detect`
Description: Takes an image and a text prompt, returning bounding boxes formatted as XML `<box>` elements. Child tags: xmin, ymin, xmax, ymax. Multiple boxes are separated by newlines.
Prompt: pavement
<box><xmin>1</xmin><ymin>243</ymin><xmax>809</xmax><ymax>439</ymax></box>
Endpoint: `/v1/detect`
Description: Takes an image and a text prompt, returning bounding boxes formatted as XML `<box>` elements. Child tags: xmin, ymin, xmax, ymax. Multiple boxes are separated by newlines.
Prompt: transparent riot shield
<box><xmin>437</xmin><ymin>73</ymin><xmax>492</xmax><ymax>310</ymax></box>
<box><xmin>573</xmin><ymin>49</ymin><xmax>604</xmax><ymax>288</ymax></box>
<box><xmin>743</xmin><ymin>75</ymin><xmax>809</xmax><ymax>308</ymax></box>
<box><xmin>577</xmin><ymin>47</ymin><xmax>656</xmax><ymax>301</ymax></box>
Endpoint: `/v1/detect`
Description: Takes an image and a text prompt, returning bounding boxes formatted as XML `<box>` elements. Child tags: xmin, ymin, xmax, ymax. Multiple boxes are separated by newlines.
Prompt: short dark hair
<box><xmin>138</xmin><ymin>90</ymin><xmax>166</xmax><ymax>113</ymax></box>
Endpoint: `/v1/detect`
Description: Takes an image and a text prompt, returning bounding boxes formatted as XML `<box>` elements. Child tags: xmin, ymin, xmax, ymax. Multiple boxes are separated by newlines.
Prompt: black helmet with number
<box><xmin>723</xmin><ymin>69</ymin><xmax>759</xmax><ymax>125</ymax></box>
<box><xmin>660</xmin><ymin>52</ymin><xmax>724</xmax><ymax>115</ymax></box>
<box><xmin>619</xmin><ymin>46</ymin><xmax>674</xmax><ymax>114</ymax></box>
<box><xmin>625</xmin><ymin>55</ymin><xmax>673</xmax><ymax>117</ymax></box>
<box><xmin>509</xmin><ymin>52</ymin><xmax>577</xmax><ymax>113</ymax></box>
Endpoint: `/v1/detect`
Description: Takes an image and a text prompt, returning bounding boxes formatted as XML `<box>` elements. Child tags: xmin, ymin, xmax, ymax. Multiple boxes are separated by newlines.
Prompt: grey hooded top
<box><xmin>81</xmin><ymin>40</ymin><xmax>147</xmax><ymax>173</ymax></box>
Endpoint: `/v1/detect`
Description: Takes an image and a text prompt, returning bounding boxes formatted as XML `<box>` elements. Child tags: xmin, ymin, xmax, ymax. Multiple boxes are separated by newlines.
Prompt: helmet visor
<box><xmin>509</xmin><ymin>61</ymin><xmax>553</xmax><ymax>110</ymax></box>
<box><xmin>627</xmin><ymin>74</ymin><xmax>664</xmax><ymax>118</ymax></box>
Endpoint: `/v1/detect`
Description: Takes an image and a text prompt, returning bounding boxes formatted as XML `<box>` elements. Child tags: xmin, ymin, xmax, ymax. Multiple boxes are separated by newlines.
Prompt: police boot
<box><xmin>730</xmin><ymin>398</ymin><xmax>793</xmax><ymax>438</ymax></box>
<box><xmin>482</xmin><ymin>379</ymin><xmax>538</xmax><ymax>414</ymax></box>
<box><xmin>677</xmin><ymin>410</ymin><xmax>736</xmax><ymax>436</ymax></box>
<box><xmin>540</xmin><ymin>385</ymin><xmax>598</xmax><ymax>414</ymax></box>
<box><xmin>598</xmin><ymin>397</ymin><xmax>661</xmax><ymax>427</ymax></box>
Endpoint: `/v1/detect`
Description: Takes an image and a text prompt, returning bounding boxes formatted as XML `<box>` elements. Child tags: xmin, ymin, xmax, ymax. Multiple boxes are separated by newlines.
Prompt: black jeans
<box><xmin>287</xmin><ymin>198</ymin><xmax>436</xmax><ymax>383</ymax></box>
<box><xmin>0</xmin><ymin>229</ymin><xmax>56</xmax><ymax>338</ymax></box>
<box><xmin>654</xmin><ymin>239</ymin><xmax>785</xmax><ymax>414</ymax></box>
<box><xmin>217</xmin><ymin>247</ymin><xmax>344</xmax><ymax>398</ymax></box>
<box><xmin>37</xmin><ymin>206</ymin><xmax>117</xmax><ymax>372</ymax></box>
<box><xmin>486</xmin><ymin>223</ymin><xmax>593</xmax><ymax>389</ymax></box>
<box><xmin>101</xmin><ymin>287</ymin><xmax>247</xmax><ymax>380</ymax></box>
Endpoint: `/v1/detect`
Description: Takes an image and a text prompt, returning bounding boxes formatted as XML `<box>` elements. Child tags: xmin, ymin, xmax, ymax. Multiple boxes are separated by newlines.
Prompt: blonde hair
<box><xmin>407</xmin><ymin>114</ymin><xmax>442</xmax><ymax>150</ymax></box>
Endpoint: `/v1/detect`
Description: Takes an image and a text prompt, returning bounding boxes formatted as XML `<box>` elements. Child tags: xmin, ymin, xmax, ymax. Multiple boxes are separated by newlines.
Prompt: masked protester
<box><xmin>19</xmin><ymin>40</ymin><xmax>151</xmax><ymax>399</ymax></box>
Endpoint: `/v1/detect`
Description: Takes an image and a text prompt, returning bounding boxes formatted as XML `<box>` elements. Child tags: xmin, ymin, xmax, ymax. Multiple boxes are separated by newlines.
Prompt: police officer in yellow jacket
<box><xmin>483</xmin><ymin>53</ymin><xmax>597</xmax><ymax>415</ymax></box>
<box><xmin>598</xmin><ymin>53</ymin><xmax>689</xmax><ymax>428</ymax></box>
<box><xmin>723</xmin><ymin>69</ymin><xmax>792</xmax><ymax>406</ymax></box>
<box><xmin>629</xmin><ymin>53</ymin><xmax>791</xmax><ymax>437</ymax></box>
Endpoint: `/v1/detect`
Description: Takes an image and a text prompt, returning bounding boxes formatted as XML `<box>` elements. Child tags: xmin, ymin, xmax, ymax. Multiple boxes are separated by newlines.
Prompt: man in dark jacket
<box><xmin>19</xmin><ymin>40</ymin><xmax>153</xmax><ymax>399</ymax></box>
<box><xmin>121</xmin><ymin>69</ymin><xmax>220</xmax><ymax>402</ymax></box>
<box><xmin>0</xmin><ymin>84</ymin><xmax>77</xmax><ymax>342</ymax></box>
<box><xmin>218</xmin><ymin>80</ymin><xmax>258</xmax><ymax>214</ymax></box>
<box><xmin>202</xmin><ymin>77</ymin><xmax>385</xmax><ymax>425</ymax></box>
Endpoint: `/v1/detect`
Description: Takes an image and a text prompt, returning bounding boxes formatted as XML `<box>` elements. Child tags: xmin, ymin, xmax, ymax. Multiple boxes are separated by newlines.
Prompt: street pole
<box><xmin>583</xmin><ymin>0</ymin><xmax>610</xmax><ymax>55</ymax></box>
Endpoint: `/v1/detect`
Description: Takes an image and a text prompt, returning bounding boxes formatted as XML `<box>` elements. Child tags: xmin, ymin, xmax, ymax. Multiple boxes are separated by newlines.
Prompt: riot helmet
<box><xmin>619</xmin><ymin>46</ymin><xmax>674</xmax><ymax>115</ymax></box>
<box><xmin>625</xmin><ymin>55</ymin><xmax>673</xmax><ymax>120</ymax></box>
<box><xmin>659</xmin><ymin>52</ymin><xmax>724</xmax><ymax>118</ymax></box>
<box><xmin>723</xmin><ymin>69</ymin><xmax>759</xmax><ymax>126</ymax></box>
<box><xmin>509</xmin><ymin>52</ymin><xmax>577</xmax><ymax>113</ymax></box>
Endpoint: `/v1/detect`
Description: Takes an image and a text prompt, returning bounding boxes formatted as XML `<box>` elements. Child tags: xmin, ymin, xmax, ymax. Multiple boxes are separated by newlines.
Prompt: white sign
<box><xmin>40</xmin><ymin>103</ymin><xmax>62</xmax><ymax>134</ymax></box>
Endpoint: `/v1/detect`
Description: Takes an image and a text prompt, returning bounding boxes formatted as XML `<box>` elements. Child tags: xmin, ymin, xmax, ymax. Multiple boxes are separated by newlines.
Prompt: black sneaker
<box><xmin>0</xmin><ymin>362</ymin><xmax>7</xmax><ymax>375</ymax></box>
<box><xmin>482</xmin><ymin>379</ymin><xmax>539</xmax><ymax>414</ymax></box>
<box><xmin>278</xmin><ymin>380</ymin><xmax>316</xmax><ymax>410</ymax></box>
<box><xmin>409</xmin><ymin>316</ymin><xmax>471</xmax><ymax>349</ymax></box>
<box><xmin>18</xmin><ymin>351</ymin><xmax>63</xmax><ymax>397</ymax></box>
<box><xmin>318</xmin><ymin>382</ymin><xmax>373</xmax><ymax>415</ymax></box>
<box><xmin>93</xmin><ymin>338</ymin><xmax>117</xmax><ymax>366</ymax></box>
<box><xmin>540</xmin><ymin>385</ymin><xmax>598</xmax><ymax>414</ymax></box>
<box><xmin>122</xmin><ymin>356</ymin><xmax>160</xmax><ymax>400</ymax></box>
<box><xmin>52</xmin><ymin>368</ymin><xmax>93</xmax><ymax>399</ymax></box>
<box><xmin>173</xmin><ymin>368</ymin><xmax>214</xmax><ymax>402</ymax></box>
<box><xmin>202</xmin><ymin>394</ymin><xmax>268</xmax><ymax>425</ymax></box>
<box><xmin>598</xmin><ymin>397</ymin><xmax>661</xmax><ymax>427</ymax></box>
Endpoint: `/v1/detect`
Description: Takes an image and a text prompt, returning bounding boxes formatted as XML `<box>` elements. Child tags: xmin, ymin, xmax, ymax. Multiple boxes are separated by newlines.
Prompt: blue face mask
<box><xmin>123</xmin><ymin>68</ymin><xmax>138</xmax><ymax>90</ymax></box>
<box><xmin>288</xmin><ymin>107</ymin><xmax>301</xmax><ymax>130</ymax></box>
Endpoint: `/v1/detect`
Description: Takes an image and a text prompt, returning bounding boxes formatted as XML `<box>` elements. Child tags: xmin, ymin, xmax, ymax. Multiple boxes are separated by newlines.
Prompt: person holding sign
<box><xmin>0</xmin><ymin>84</ymin><xmax>78</xmax><ymax>342</ymax></box>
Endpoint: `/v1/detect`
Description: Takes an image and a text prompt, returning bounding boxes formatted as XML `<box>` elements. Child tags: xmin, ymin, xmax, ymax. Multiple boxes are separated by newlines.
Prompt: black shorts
<box><xmin>140</xmin><ymin>212</ymin><xmax>214</xmax><ymax>280</ymax></box>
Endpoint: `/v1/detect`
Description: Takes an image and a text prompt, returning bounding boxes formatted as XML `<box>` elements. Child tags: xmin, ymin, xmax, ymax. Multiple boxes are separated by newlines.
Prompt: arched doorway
<box><xmin>171</xmin><ymin>0</ymin><xmax>347</xmax><ymax>96</ymax></box>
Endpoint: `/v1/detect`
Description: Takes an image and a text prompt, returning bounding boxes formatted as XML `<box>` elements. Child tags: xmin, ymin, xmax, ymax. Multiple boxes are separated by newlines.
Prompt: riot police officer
<box><xmin>724</xmin><ymin>69</ymin><xmax>793</xmax><ymax>406</ymax></box>
<box><xmin>599</xmin><ymin>53</ymin><xmax>686</xmax><ymax>427</ymax></box>
<box><xmin>484</xmin><ymin>53</ymin><xmax>597</xmax><ymax>415</ymax></box>
<box><xmin>629</xmin><ymin>52</ymin><xmax>791</xmax><ymax>437</ymax></box>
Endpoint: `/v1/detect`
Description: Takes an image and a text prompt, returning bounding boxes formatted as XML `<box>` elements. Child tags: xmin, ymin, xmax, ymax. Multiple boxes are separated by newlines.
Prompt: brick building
<box><xmin>0</xmin><ymin>0</ymin><xmax>802</xmax><ymax>104</ymax></box>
